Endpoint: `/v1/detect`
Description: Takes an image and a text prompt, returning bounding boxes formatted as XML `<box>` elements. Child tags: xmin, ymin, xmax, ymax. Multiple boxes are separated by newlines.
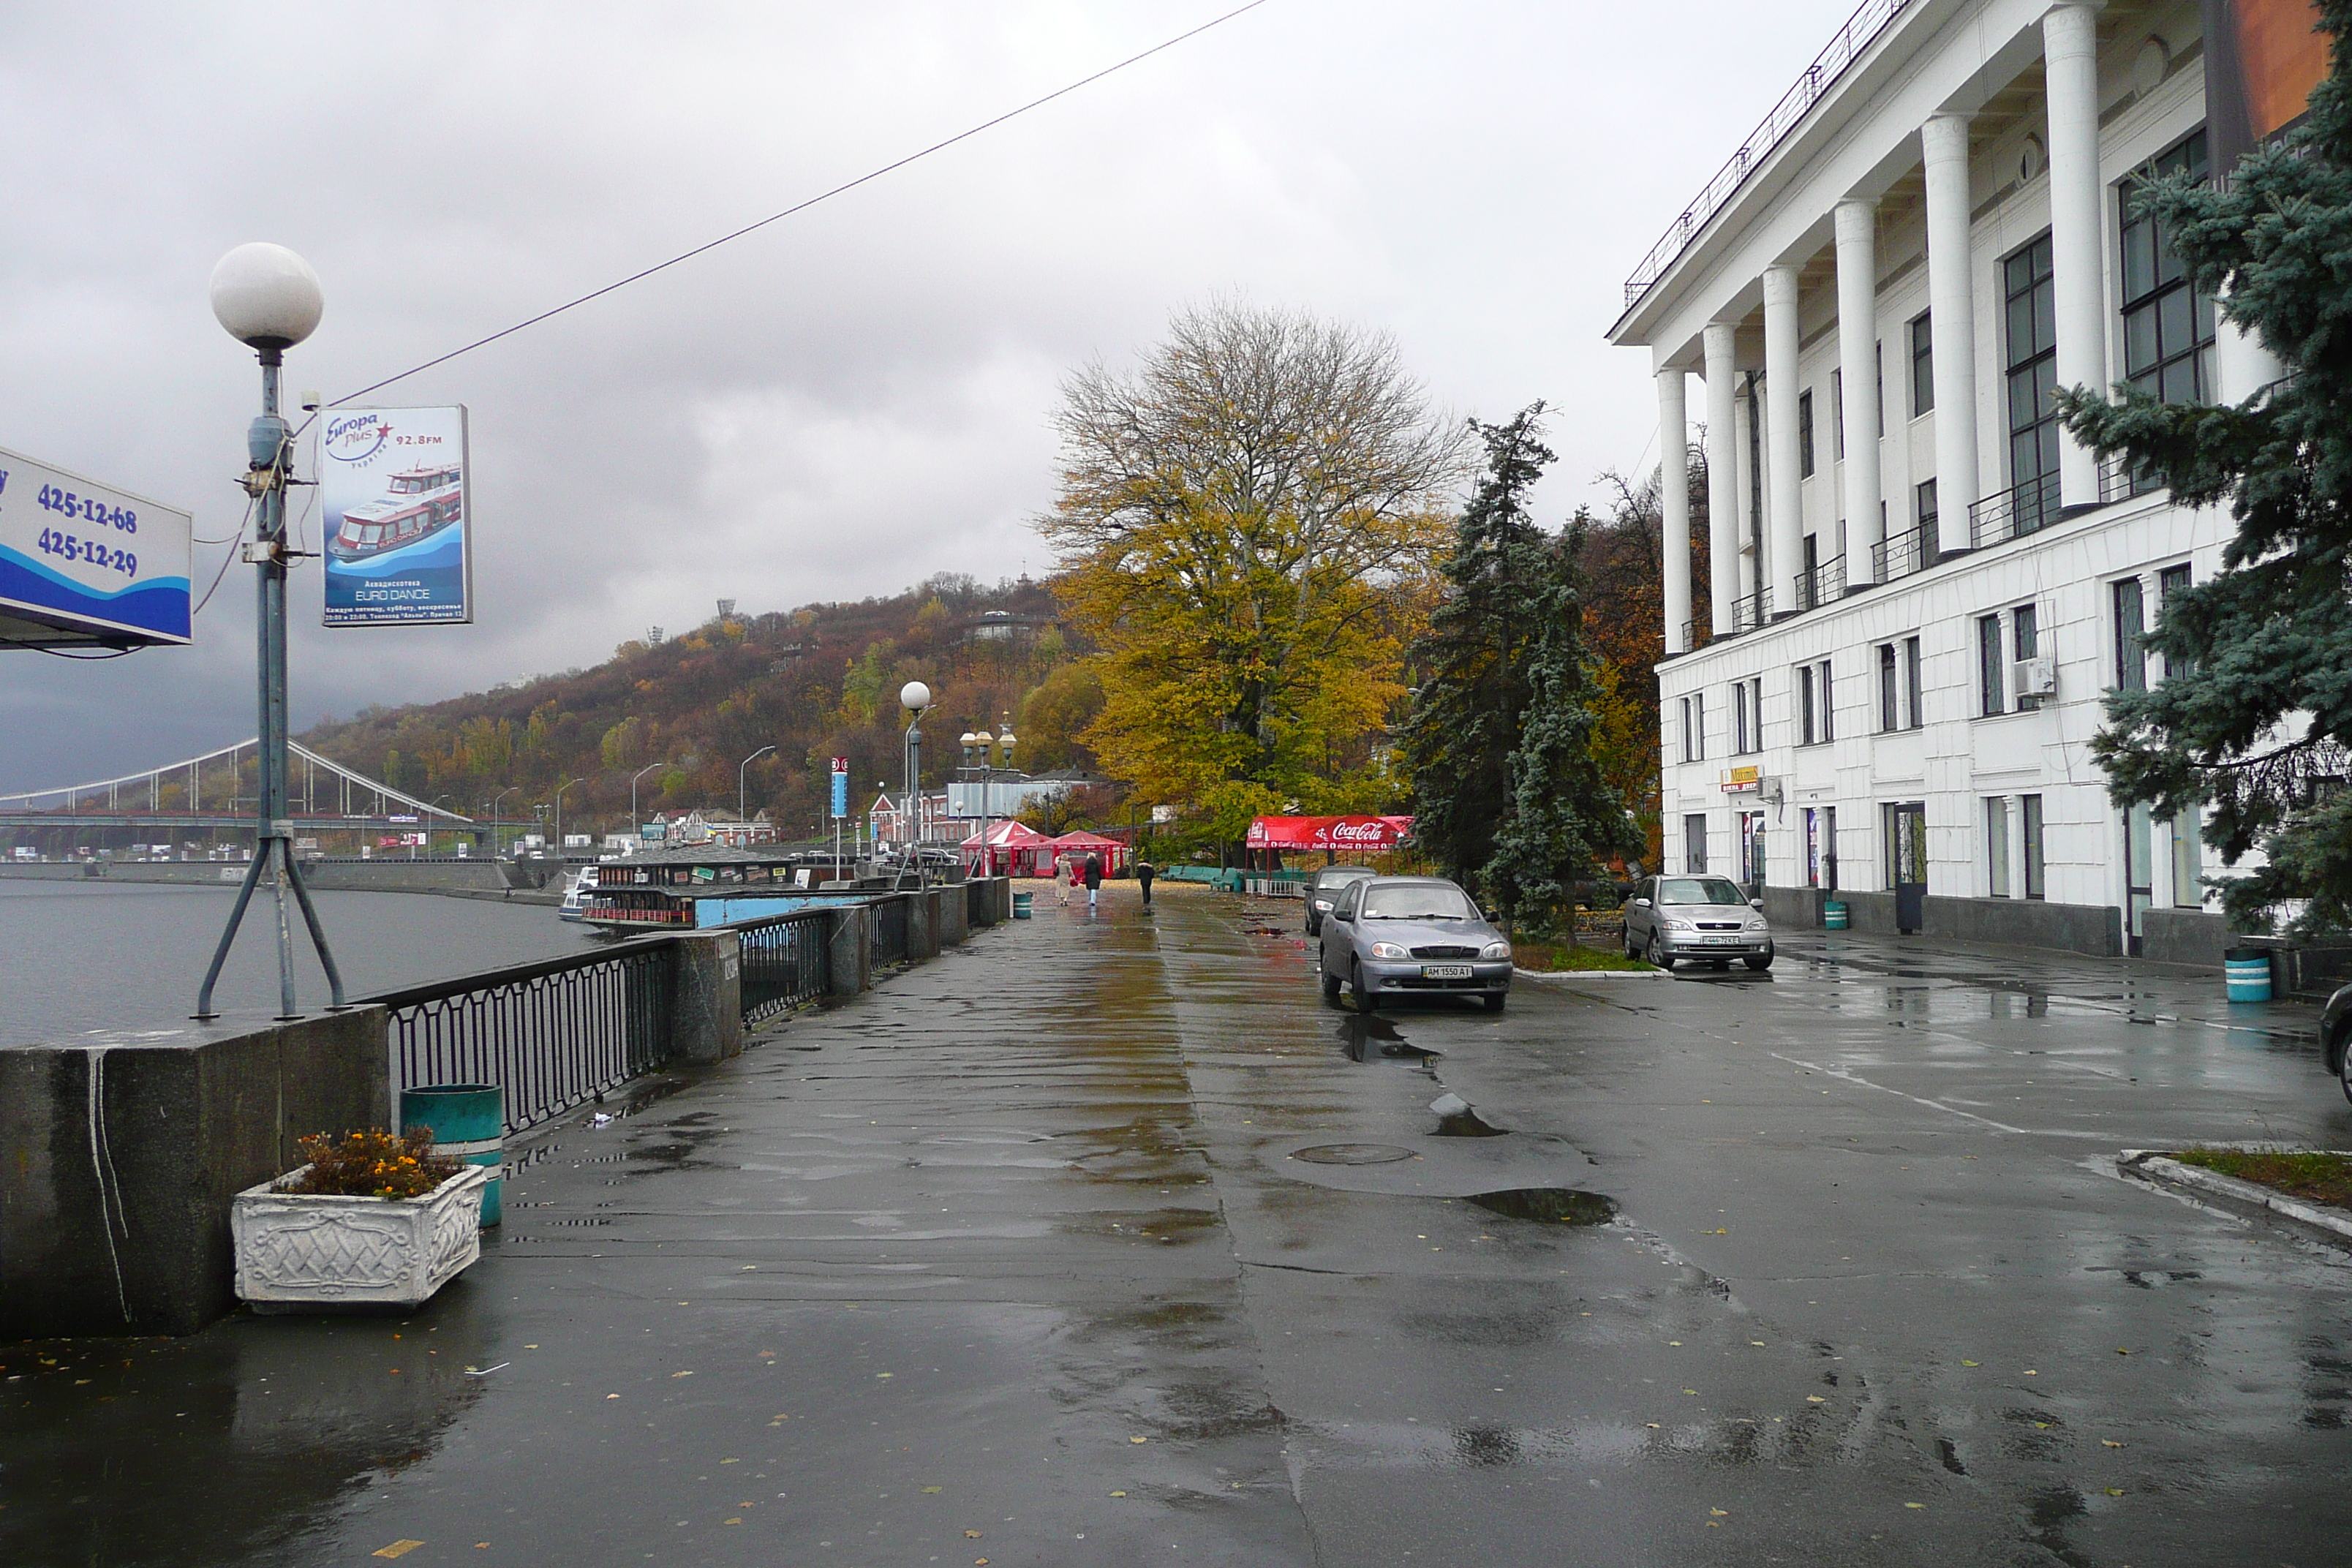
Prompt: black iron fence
<box><xmin>376</xmin><ymin>939</ymin><xmax>679</xmax><ymax>1136</ymax></box>
<box><xmin>738</xmin><ymin>910</ymin><xmax>832</xmax><ymax>1023</ymax></box>
<box><xmin>1872</xmin><ymin>525</ymin><xmax>1930</xmax><ymax>582</ymax></box>
<box><xmin>1798</xmin><ymin>554</ymin><xmax>1845</xmax><ymax>611</ymax></box>
<box><xmin>870</xmin><ymin>897</ymin><xmax>911</xmax><ymax>965</ymax></box>
<box><xmin>1733</xmin><ymin>587</ymin><xmax>1772</xmax><ymax>632</ymax></box>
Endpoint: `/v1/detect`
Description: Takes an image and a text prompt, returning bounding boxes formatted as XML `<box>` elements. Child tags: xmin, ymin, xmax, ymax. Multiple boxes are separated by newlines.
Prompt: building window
<box><xmin>2021</xmin><ymin>794</ymin><xmax>2046</xmax><ymax>900</ymax></box>
<box><xmin>1987</xmin><ymin>796</ymin><xmax>2012</xmax><ymax>897</ymax></box>
<box><xmin>2114</xmin><ymin>577</ymin><xmax>2147</xmax><ymax>692</ymax></box>
<box><xmin>1739</xmin><ymin>810</ymin><xmax>1766</xmax><ymax>888</ymax></box>
<box><xmin>1878</xmin><ymin>643</ymin><xmax>1899</xmax><ymax>732</ymax></box>
<box><xmin>1685</xmin><ymin>813</ymin><xmax>1708</xmax><ymax>874</ymax></box>
<box><xmin>2013</xmin><ymin>603</ymin><xmax>2042</xmax><ymax>709</ymax></box>
<box><xmin>1832</xmin><ymin>369</ymin><xmax>1845</xmax><ymax>461</ymax></box>
<box><xmin>1817</xmin><ymin>659</ymin><xmax>1833</xmax><ymax>741</ymax></box>
<box><xmin>2005</xmin><ymin>233</ymin><xmax>2060</xmax><ymax>530</ymax></box>
<box><xmin>1904</xmin><ymin>636</ymin><xmax>1923</xmax><ymax>730</ymax></box>
<box><xmin>1915</xmin><ymin>478</ymin><xmax>1938</xmax><ymax>549</ymax></box>
<box><xmin>1679</xmin><ymin>694</ymin><xmax>1705</xmax><ymax>764</ymax></box>
<box><xmin>1798</xmin><ymin>666</ymin><xmax>1816</xmax><ymax>745</ymax></box>
<box><xmin>1910</xmin><ymin>312</ymin><xmax>1934</xmax><ymax>417</ymax></box>
<box><xmin>2170</xmin><ymin>813</ymin><xmax>2202</xmax><ymax>906</ymax></box>
<box><xmin>2121</xmin><ymin>130</ymin><xmax>2217</xmax><ymax>437</ymax></box>
<box><xmin>1734</xmin><ymin>679</ymin><xmax>1753</xmax><ymax>755</ymax></box>
<box><xmin>1798</xmin><ymin>388</ymin><xmax>1816</xmax><ymax>478</ymax></box>
<box><xmin>1979</xmin><ymin>614</ymin><xmax>2006</xmax><ymax>717</ymax></box>
<box><xmin>1876</xmin><ymin>340</ymin><xmax>1886</xmax><ymax>437</ymax></box>
<box><xmin>2158</xmin><ymin>563</ymin><xmax>2192</xmax><ymax>677</ymax></box>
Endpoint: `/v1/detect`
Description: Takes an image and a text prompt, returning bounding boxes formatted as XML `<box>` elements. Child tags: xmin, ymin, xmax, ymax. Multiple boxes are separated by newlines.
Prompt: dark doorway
<box><xmin>1883</xmin><ymin>801</ymin><xmax>1927</xmax><ymax>934</ymax></box>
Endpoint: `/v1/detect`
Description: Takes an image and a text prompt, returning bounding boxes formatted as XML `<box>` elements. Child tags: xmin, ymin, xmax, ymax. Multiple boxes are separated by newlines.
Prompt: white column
<box><xmin>1763</xmin><ymin>264</ymin><xmax>1803</xmax><ymax>617</ymax></box>
<box><xmin>2044</xmin><ymin>0</ymin><xmax>2108</xmax><ymax>509</ymax></box>
<box><xmin>1703</xmin><ymin>322</ymin><xmax>1740</xmax><ymax>635</ymax></box>
<box><xmin>1922</xmin><ymin>113</ymin><xmax>1980</xmax><ymax>548</ymax></box>
<box><xmin>1834</xmin><ymin>197</ymin><xmax>1882</xmax><ymax>587</ymax></box>
<box><xmin>1657</xmin><ymin>363</ymin><xmax>1692</xmax><ymax>654</ymax></box>
<box><xmin>2213</xmin><ymin>281</ymin><xmax>2285</xmax><ymax>402</ymax></box>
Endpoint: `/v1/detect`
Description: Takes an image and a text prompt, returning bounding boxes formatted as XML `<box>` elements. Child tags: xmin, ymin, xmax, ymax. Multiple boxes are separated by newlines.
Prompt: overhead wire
<box><xmin>325</xmin><ymin>0</ymin><xmax>1271</xmax><ymax>408</ymax></box>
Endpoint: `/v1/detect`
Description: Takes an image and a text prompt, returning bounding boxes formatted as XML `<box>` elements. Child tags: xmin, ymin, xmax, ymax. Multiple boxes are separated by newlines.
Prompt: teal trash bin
<box><xmin>2224</xmin><ymin>953</ymin><xmax>2273</xmax><ymax>1003</ymax></box>
<box><xmin>1823</xmin><ymin>900</ymin><xmax>1850</xmax><ymax>930</ymax></box>
<box><xmin>1012</xmin><ymin>890</ymin><xmax>1033</xmax><ymax>919</ymax></box>
<box><xmin>401</xmin><ymin>1084</ymin><xmax>505</xmax><ymax>1226</ymax></box>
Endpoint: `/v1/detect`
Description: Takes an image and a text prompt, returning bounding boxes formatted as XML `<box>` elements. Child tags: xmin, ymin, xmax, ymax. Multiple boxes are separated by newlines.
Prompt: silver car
<box><xmin>1318</xmin><ymin>875</ymin><xmax>1513</xmax><ymax>1014</ymax></box>
<box><xmin>1621</xmin><ymin>874</ymin><xmax>1774</xmax><ymax>972</ymax></box>
<box><xmin>1303</xmin><ymin>864</ymin><xmax>1378</xmax><ymax>936</ymax></box>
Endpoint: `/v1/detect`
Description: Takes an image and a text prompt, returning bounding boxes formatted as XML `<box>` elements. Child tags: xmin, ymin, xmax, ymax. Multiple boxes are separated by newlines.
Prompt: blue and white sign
<box><xmin>0</xmin><ymin>444</ymin><xmax>192</xmax><ymax>646</ymax></box>
<box><xmin>321</xmin><ymin>405</ymin><xmax>472</xmax><ymax>626</ymax></box>
<box><xmin>830</xmin><ymin>756</ymin><xmax>849</xmax><ymax>820</ymax></box>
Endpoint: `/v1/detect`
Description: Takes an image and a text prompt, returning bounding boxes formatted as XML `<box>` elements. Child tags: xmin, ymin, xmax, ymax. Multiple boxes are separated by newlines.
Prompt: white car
<box><xmin>1621</xmin><ymin>874</ymin><xmax>1774</xmax><ymax>972</ymax></box>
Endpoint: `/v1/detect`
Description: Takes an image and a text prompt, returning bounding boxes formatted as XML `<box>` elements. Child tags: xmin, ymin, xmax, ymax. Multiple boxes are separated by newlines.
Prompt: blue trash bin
<box><xmin>401</xmin><ymin>1083</ymin><xmax>505</xmax><ymax>1226</ymax></box>
<box><xmin>2224</xmin><ymin>953</ymin><xmax>2272</xmax><ymax>1004</ymax></box>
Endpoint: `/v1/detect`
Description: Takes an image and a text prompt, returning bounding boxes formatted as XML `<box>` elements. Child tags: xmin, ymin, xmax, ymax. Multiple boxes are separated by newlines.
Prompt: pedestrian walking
<box><xmin>1054</xmin><ymin>851</ymin><xmax>1072</xmax><ymax>905</ymax></box>
<box><xmin>1083</xmin><ymin>852</ymin><xmax>1103</xmax><ymax>911</ymax></box>
<box><xmin>1136</xmin><ymin>856</ymin><xmax>1156</xmax><ymax>910</ymax></box>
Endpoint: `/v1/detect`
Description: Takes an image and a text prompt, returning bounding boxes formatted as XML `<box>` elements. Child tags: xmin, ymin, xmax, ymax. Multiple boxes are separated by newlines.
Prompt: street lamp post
<box><xmin>196</xmin><ymin>244</ymin><xmax>344</xmax><ymax>1021</ymax></box>
<box><xmin>553</xmin><ymin>777</ymin><xmax>584</xmax><ymax>859</ymax></box>
<box><xmin>897</xmin><ymin>682</ymin><xmax>932</xmax><ymax>889</ymax></box>
<box><xmin>630</xmin><ymin>761</ymin><xmax>668</xmax><ymax>838</ymax></box>
<box><xmin>738</xmin><ymin>746</ymin><xmax>775</xmax><ymax>840</ymax></box>
<box><xmin>490</xmin><ymin>785</ymin><xmax>519</xmax><ymax>859</ymax></box>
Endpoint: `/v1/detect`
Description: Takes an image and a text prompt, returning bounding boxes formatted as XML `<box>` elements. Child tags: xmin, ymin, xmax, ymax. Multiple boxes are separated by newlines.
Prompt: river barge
<box><xmin>582</xmin><ymin>844</ymin><xmax>867</xmax><ymax>931</ymax></box>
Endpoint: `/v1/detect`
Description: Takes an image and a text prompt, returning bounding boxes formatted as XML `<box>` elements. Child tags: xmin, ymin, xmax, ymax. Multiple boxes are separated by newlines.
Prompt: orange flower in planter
<box><xmin>286</xmin><ymin>1128</ymin><xmax>461</xmax><ymax>1199</ymax></box>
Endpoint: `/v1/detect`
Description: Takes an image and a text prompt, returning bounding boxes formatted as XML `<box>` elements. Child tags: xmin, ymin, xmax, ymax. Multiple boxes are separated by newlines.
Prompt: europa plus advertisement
<box><xmin>320</xmin><ymin>405</ymin><xmax>472</xmax><ymax>625</ymax></box>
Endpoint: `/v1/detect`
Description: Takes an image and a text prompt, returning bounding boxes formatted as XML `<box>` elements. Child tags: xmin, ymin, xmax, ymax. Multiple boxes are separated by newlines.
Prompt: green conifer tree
<box><xmin>1482</xmin><ymin>518</ymin><xmax>1639</xmax><ymax>929</ymax></box>
<box><xmin>1401</xmin><ymin>405</ymin><xmax>1556</xmax><ymax>892</ymax></box>
<box><xmin>2056</xmin><ymin>1</ymin><xmax>2352</xmax><ymax>934</ymax></box>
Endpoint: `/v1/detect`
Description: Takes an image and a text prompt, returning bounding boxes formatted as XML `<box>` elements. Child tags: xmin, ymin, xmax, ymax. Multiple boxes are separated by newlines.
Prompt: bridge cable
<box><xmin>323</xmin><ymin>1</ymin><xmax>1271</xmax><ymax>408</ymax></box>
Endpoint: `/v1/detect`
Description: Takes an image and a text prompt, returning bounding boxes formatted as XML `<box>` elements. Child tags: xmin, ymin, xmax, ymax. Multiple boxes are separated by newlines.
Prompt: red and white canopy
<box><xmin>1244</xmin><ymin>815</ymin><xmax>1414</xmax><ymax>852</ymax></box>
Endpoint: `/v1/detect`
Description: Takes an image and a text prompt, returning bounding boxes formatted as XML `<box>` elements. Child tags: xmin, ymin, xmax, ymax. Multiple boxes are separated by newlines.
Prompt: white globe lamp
<box><xmin>208</xmin><ymin>243</ymin><xmax>325</xmax><ymax>354</ymax></box>
<box><xmin>900</xmin><ymin>681</ymin><xmax>932</xmax><ymax>712</ymax></box>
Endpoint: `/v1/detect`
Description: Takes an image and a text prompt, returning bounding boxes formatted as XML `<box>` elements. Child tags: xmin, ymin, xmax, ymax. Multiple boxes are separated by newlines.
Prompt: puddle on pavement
<box><xmin>1466</xmin><ymin>1188</ymin><xmax>1616</xmax><ymax>1225</ymax></box>
<box><xmin>1337</xmin><ymin>1016</ymin><xmax>1440</xmax><ymax>1066</ymax></box>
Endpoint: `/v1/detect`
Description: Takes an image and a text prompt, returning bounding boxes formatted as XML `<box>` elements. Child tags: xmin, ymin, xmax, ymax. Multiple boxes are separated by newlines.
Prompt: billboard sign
<box><xmin>829</xmin><ymin>755</ymin><xmax>850</xmax><ymax>820</ymax></box>
<box><xmin>0</xmin><ymin>444</ymin><xmax>192</xmax><ymax>647</ymax></box>
<box><xmin>320</xmin><ymin>406</ymin><xmax>472</xmax><ymax>626</ymax></box>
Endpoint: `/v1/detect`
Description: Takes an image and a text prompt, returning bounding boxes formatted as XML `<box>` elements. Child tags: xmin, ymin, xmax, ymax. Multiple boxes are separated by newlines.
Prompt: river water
<box><xmin>0</xmin><ymin>879</ymin><xmax>601</xmax><ymax>1047</ymax></box>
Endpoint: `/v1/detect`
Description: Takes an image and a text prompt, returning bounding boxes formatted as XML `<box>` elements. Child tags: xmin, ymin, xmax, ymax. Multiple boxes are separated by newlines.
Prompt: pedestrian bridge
<box><xmin>0</xmin><ymin>737</ymin><xmax>478</xmax><ymax>842</ymax></box>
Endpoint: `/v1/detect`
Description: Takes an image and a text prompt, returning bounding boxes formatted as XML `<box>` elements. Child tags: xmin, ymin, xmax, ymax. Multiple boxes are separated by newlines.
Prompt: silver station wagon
<box><xmin>1317</xmin><ymin>875</ymin><xmax>1513</xmax><ymax>1013</ymax></box>
<box><xmin>1621</xmin><ymin>874</ymin><xmax>1774</xmax><ymax>972</ymax></box>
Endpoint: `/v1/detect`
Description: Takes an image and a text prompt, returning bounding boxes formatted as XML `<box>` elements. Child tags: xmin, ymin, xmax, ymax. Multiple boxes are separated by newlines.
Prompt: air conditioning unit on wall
<box><xmin>2012</xmin><ymin>657</ymin><xmax>2057</xmax><ymax>698</ymax></box>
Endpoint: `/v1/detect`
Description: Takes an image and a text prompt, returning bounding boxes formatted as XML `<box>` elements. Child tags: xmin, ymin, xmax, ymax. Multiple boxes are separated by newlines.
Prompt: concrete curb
<box><xmin>2122</xmin><ymin>1149</ymin><xmax>2352</xmax><ymax>1243</ymax></box>
<box><xmin>1515</xmin><ymin>965</ymin><xmax>1666</xmax><ymax>983</ymax></box>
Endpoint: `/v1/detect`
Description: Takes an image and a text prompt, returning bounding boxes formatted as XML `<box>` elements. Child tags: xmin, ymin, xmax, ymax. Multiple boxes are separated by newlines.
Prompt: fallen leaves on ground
<box><xmin>372</xmin><ymin>1544</ymin><xmax>424</xmax><ymax>1560</ymax></box>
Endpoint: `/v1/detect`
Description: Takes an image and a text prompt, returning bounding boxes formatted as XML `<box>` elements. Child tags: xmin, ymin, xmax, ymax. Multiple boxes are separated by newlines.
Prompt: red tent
<box><xmin>1046</xmin><ymin>829</ymin><xmax>1128</xmax><ymax>876</ymax></box>
<box><xmin>960</xmin><ymin>818</ymin><xmax>1054</xmax><ymax>877</ymax></box>
<box><xmin>1245</xmin><ymin>815</ymin><xmax>1413</xmax><ymax>853</ymax></box>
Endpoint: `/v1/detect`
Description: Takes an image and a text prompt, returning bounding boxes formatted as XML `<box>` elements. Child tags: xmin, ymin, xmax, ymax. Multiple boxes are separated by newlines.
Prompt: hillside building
<box><xmin>1613</xmin><ymin>0</ymin><xmax>2296</xmax><ymax>961</ymax></box>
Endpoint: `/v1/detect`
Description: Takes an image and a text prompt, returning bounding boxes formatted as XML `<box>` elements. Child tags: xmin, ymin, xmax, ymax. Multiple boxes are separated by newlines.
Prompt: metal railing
<box><xmin>1733</xmin><ymin>587</ymin><xmax>1773</xmax><ymax>632</ymax></box>
<box><xmin>377</xmin><ymin>939</ymin><xmax>679</xmax><ymax>1136</ymax></box>
<box><xmin>1798</xmin><ymin>554</ymin><xmax>1846</xmax><ymax>611</ymax></box>
<box><xmin>1872</xmin><ymin>526</ymin><xmax>1931</xmax><ymax>582</ymax></box>
<box><xmin>1621</xmin><ymin>0</ymin><xmax>1916</xmax><ymax>308</ymax></box>
<box><xmin>736</xmin><ymin>910</ymin><xmax>832</xmax><ymax>1023</ymax></box>
<box><xmin>1967</xmin><ymin>471</ymin><xmax>2063</xmax><ymax>549</ymax></box>
<box><xmin>2100</xmin><ymin>450</ymin><xmax>2146</xmax><ymax>502</ymax></box>
<box><xmin>870</xmin><ymin>897</ymin><xmax>910</xmax><ymax>965</ymax></box>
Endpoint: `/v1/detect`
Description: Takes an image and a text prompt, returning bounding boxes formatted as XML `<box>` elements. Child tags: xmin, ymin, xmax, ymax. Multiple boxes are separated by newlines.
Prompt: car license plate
<box><xmin>1421</xmin><ymin>964</ymin><xmax>1474</xmax><ymax>979</ymax></box>
<box><xmin>1703</xmin><ymin>935</ymin><xmax>1735</xmax><ymax>946</ymax></box>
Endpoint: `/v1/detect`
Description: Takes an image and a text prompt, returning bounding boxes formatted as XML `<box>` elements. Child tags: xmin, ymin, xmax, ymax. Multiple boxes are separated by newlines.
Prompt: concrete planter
<box><xmin>231</xmin><ymin>1163</ymin><xmax>489</xmax><ymax>1311</ymax></box>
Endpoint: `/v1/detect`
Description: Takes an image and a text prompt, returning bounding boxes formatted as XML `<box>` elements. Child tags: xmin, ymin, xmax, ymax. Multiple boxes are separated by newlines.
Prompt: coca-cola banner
<box><xmin>1244</xmin><ymin>815</ymin><xmax>1414</xmax><ymax>851</ymax></box>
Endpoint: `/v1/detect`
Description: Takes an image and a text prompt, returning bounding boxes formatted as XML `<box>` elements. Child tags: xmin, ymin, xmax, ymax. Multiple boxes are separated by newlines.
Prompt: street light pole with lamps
<box><xmin>553</xmin><ymin>777</ymin><xmax>584</xmax><ymax>858</ymax></box>
<box><xmin>195</xmin><ymin>244</ymin><xmax>345</xmax><ymax>1021</ymax></box>
<box><xmin>738</xmin><ymin>745</ymin><xmax>775</xmax><ymax>839</ymax></box>
<box><xmin>489</xmin><ymin>785</ymin><xmax>519</xmax><ymax>859</ymax></box>
<box><xmin>897</xmin><ymin>682</ymin><xmax>933</xmax><ymax>889</ymax></box>
<box><xmin>630</xmin><ymin>761</ymin><xmax>669</xmax><ymax>839</ymax></box>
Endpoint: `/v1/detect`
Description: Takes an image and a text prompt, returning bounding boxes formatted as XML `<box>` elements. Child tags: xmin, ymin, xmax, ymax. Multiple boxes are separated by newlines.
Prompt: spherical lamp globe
<box><xmin>899</xmin><ymin>681</ymin><xmax>932</xmax><ymax>712</ymax></box>
<box><xmin>208</xmin><ymin>244</ymin><xmax>325</xmax><ymax>352</ymax></box>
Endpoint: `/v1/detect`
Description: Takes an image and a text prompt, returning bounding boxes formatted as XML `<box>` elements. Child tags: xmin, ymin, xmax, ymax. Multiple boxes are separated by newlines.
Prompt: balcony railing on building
<box><xmin>1797</xmin><ymin>554</ymin><xmax>1846</xmax><ymax>612</ymax></box>
<box><xmin>1969</xmin><ymin>457</ymin><xmax>2141</xmax><ymax>549</ymax></box>
<box><xmin>1620</xmin><ymin>0</ymin><xmax>1918</xmax><ymax>307</ymax></box>
<box><xmin>1732</xmin><ymin>587</ymin><xmax>1772</xmax><ymax>632</ymax></box>
<box><xmin>1872</xmin><ymin>525</ymin><xmax>1931</xmax><ymax>582</ymax></box>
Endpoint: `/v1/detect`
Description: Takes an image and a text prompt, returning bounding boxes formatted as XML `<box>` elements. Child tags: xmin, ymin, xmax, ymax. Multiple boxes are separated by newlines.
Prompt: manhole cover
<box><xmin>1290</xmin><ymin>1143</ymin><xmax>1417</xmax><ymax>1165</ymax></box>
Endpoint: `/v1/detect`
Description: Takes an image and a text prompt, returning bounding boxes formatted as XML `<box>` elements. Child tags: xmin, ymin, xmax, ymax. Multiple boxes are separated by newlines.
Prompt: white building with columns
<box><xmin>1613</xmin><ymin>0</ymin><xmax>2278</xmax><ymax>961</ymax></box>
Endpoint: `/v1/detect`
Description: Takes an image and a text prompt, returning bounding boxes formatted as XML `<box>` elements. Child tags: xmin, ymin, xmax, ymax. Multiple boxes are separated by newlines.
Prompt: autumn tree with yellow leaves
<box><xmin>1040</xmin><ymin>302</ymin><xmax>1466</xmax><ymax>843</ymax></box>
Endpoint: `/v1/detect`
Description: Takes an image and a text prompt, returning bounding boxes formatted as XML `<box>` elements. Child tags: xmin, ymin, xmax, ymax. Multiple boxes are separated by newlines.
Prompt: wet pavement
<box><xmin>7</xmin><ymin>885</ymin><xmax>2352</xmax><ymax>1565</ymax></box>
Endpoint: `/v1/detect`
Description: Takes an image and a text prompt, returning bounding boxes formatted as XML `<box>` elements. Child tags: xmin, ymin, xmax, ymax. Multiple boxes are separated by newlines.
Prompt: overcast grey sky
<box><xmin>0</xmin><ymin>0</ymin><xmax>1855</xmax><ymax>790</ymax></box>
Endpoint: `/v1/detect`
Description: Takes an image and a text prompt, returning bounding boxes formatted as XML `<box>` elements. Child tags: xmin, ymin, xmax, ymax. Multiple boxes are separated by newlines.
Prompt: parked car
<box><xmin>2322</xmin><ymin>982</ymin><xmax>2352</xmax><ymax>1102</ymax></box>
<box><xmin>1303</xmin><ymin>864</ymin><xmax>1379</xmax><ymax>936</ymax></box>
<box><xmin>1621</xmin><ymin>874</ymin><xmax>1774</xmax><ymax>972</ymax></box>
<box><xmin>1317</xmin><ymin>875</ymin><xmax>1512</xmax><ymax>1013</ymax></box>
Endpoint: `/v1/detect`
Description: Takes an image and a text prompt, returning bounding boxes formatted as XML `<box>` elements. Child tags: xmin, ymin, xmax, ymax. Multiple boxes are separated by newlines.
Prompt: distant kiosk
<box><xmin>0</xmin><ymin>444</ymin><xmax>195</xmax><ymax>650</ymax></box>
